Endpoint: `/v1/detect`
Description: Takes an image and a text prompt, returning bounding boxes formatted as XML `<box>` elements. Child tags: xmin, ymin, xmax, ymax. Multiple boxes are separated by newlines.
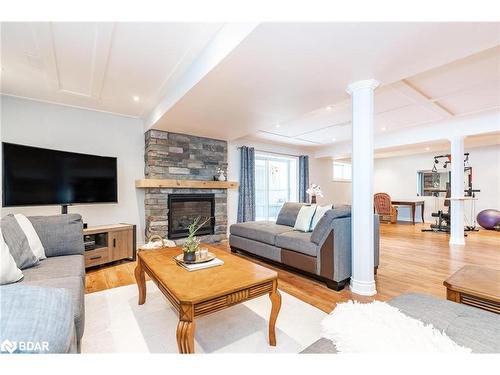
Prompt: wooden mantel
<box><xmin>135</xmin><ymin>179</ymin><xmax>239</xmax><ymax>189</ymax></box>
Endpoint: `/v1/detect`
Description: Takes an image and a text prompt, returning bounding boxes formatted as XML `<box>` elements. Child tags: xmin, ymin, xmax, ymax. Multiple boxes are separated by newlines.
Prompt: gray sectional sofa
<box><xmin>229</xmin><ymin>203</ymin><xmax>380</xmax><ymax>291</ymax></box>
<box><xmin>0</xmin><ymin>214</ymin><xmax>85</xmax><ymax>354</ymax></box>
<box><xmin>301</xmin><ymin>292</ymin><xmax>500</xmax><ymax>353</ymax></box>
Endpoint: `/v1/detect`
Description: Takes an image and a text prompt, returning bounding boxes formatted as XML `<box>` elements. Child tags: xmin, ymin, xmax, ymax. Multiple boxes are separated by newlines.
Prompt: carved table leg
<box><xmin>134</xmin><ymin>257</ymin><xmax>146</xmax><ymax>305</ymax></box>
<box><xmin>268</xmin><ymin>280</ymin><xmax>282</xmax><ymax>346</ymax></box>
<box><xmin>177</xmin><ymin>303</ymin><xmax>195</xmax><ymax>354</ymax></box>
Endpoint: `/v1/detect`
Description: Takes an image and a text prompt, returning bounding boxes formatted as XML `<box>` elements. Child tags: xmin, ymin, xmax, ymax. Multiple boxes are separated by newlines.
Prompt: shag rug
<box><xmin>321</xmin><ymin>301</ymin><xmax>471</xmax><ymax>353</ymax></box>
<box><xmin>82</xmin><ymin>281</ymin><xmax>326</xmax><ymax>353</ymax></box>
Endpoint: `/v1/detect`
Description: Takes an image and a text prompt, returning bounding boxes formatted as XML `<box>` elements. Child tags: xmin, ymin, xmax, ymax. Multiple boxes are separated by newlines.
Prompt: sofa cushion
<box><xmin>276</xmin><ymin>202</ymin><xmax>306</xmax><ymax>227</ymax></box>
<box><xmin>230</xmin><ymin>221</ymin><xmax>292</xmax><ymax>246</ymax></box>
<box><xmin>229</xmin><ymin>235</ymin><xmax>282</xmax><ymax>262</ymax></box>
<box><xmin>1</xmin><ymin>214</ymin><xmax>39</xmax><ymax>269</ymax></box>
<box><xmin>311</xmin><ymin>206</ymin><xmax>351</xmax><ymax>245</ymax></box>
<box><xmin>28</xmin><ymin>214</ymin><xmax>84</xmax><ymax>257</ymax></box>
<box><xmin>311</xmin><ymin>204</ymin><xmax>332</xmax><ymax>230</ymax></box>
<box><xmin>276</xmin><ymin>231</ymin><xmax>319</xmax><ymax>257</ymax></box>
<box><xmin>0</xmin><ymin>284</ymin><xmax>75</xmax><ymax>353</ymax></box>
<box><xmin>293</xmin><ymin>205</ymin><xmax>317</xmax><ymax>232</ymax></box>
<box><xmin>21</xmin><ymin>255</ymin><xmax>85</xmax><ymax>284</ymax></box>
<box><xmin>0</xmin><ymin>228</ymin><xmax>24</xmax><ymax>285</ymax></box>
<box><xmin>24</xmin><ymin>276</ymin><xmax>85</xmax><ymax>341</ymax></box>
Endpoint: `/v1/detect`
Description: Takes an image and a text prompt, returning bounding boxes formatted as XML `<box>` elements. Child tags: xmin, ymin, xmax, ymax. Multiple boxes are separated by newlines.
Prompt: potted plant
<box><xmin>306</xmin><ymin>184</ymin><xmax>323</xmax><ymax>204</ymax></box>
<box><xmin>182</xmin><ymin>216</ymin><xmax>211</xmax><ymax>262</ymax></box>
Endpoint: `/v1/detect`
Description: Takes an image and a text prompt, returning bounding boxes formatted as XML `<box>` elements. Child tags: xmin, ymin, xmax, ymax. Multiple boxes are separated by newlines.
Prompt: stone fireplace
<box><xmin>167</xmin><ymin>193</ymin><xmax>215</xmax><ymax>239</ymax></box>
<box><xmin>143</xmin><ymin>130</ymin><xmax>228</xmax><ymax>244</ymax></box>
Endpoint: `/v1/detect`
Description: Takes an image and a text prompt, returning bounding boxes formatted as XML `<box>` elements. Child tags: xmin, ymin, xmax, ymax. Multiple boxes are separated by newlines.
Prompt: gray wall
<box><xmin>144</xmin><ymin>129</ymin><xmax>228</xmax><ymax>243</ymax></box>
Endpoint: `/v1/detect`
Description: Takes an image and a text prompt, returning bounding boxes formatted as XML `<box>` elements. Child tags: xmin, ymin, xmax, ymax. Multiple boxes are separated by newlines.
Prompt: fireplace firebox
<box><xmin>167</xmin><ymin>194</ymin><xmax>215</xmax><ymax>239</ymax></box>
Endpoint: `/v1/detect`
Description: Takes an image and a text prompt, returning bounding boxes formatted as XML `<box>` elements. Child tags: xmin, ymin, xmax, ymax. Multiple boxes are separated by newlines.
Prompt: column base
<box><xmin>350</xmin><ymin>278</ymin><xmax>377</xmax><ymax>296</ymax></box>
<box><xmin>449</xmin><ymin>237</ymin><xmax>465</xmax><ymax>246</ymax></box>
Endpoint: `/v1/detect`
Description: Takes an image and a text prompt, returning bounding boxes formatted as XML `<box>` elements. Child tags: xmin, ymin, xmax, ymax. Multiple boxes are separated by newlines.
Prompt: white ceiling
<box><xmin>154</xmin><ymin>23</ymin><xmax>500</xmax><ymax>142</ymax></box>
<box><xmin>0</xmin><ymin>22</ymin><xmax>222</xmax><ymax>117</ymax></box>
<box><xmin>1</xmin><ymin>22</ymin><xmax>499</xmax><ymax>151</ymax></box>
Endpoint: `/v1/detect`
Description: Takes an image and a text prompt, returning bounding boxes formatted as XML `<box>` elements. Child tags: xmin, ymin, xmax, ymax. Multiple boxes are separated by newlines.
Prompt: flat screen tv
<box><xmin>2</xmin><ymin>142</ymin><xmax>117</xmax><ymax>209</ymax></box>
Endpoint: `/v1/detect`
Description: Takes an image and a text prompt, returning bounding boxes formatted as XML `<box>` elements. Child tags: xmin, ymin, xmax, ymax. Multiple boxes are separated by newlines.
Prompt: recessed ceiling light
<box><xmin>381</xmin><ymin>127</ymin><xmax>387</xmax><ymax>131</ymax></box>
<box><xmin>425</xmin><ymin>147</ymin><xmax>431</xmax><ymax>151</ymax></box>
<box><xmin>133</xmin><ymin>96</ymin><xmax>140</xmax><ymax>102</ymax></box>
<box><xmin>326</xmin><ymin>106</ymin><xmax>333</xmax><ymax>111</ymax></box>
<box><xmin>331</xmin><ymin>138</ymin><xmax>336</xmax><ymax>142</ymax></box>
<box><xmin>275</xmin><ymin>123</ymin><xmax>281</xmax><ymax>129</ymax></box>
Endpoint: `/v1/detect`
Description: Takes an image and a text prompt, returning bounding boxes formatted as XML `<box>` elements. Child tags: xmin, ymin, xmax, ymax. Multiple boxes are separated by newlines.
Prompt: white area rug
<box><xmin>321</xmin><ymin>301</ymin><xmax>471</xmax><ymax>353</ymax></box>
<box><xmin>82</xmin><ymin>281</ymin><xmax>326</xmax><ymax>353</ymax></box>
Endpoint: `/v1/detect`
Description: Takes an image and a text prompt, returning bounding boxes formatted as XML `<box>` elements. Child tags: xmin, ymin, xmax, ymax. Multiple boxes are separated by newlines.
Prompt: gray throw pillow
<box><xmin>1</xmin><ymin>214</ymin><xmax>39</xmax><ymax>269</ymax></box>
<box><xmin>276</xmin><ymin>202</ymin><xmax>307</xmax><ymax>227</ymax></box>
<box><xmin>28</xmin><ymin>214</ymin><xmax>84</xmax><ymax>257</ymax></box>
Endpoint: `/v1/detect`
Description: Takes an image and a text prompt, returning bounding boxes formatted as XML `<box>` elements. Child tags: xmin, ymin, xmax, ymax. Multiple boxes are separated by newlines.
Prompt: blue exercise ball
<box><xmin>477</xmin><ymin>209</ymin><xmax>500</xmax><ymax>230</ymax></box>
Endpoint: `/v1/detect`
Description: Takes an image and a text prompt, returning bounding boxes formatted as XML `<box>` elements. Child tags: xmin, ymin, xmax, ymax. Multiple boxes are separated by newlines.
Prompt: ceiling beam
<box><xmin>32</xmin><ymin>23</ymin><xmax>60</xmax><ymax>91</ymax></box>
<box><xmin>89</xmin><ymin>23</ymin><xmax>115</xmax><ymax>99</ymax></box>
<box><xmin>314</xmin><ymin>109</ymin><xmax>500</xmax><ymax>159</ymax></box>
<box><xmin>144</xmin><ymin>23</ymin><xmax>259</xmax><ymax>131</ymax></box>
<box><xmin>392</xmin><ymin>79</ymin><xmax>455</xmax><ymax>118</ymax></box>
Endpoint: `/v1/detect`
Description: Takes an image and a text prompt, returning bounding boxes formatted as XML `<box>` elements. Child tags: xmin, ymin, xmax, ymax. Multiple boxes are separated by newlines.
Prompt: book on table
<box><xmin>176</xmin><ymin>257</ymin><xmax>224</xmax><ymax>271</ymax></box>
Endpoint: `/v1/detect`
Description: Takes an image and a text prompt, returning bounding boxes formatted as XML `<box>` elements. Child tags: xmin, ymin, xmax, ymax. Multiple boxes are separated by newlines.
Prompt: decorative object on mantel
<box><xmin>306</xmin><ymin>184</ymin><xmax>323</xmax><ymax>204</ymax></box>
<box><xmin>181</xmin><ymin>217</ymin><xmax>211</xmax><ymax>262</ymax></box>
<box><xmin>215</xmin><ymin>167</ymin><xmax>227</xmax><ymax>181</ymax></box>
<box><xmin>135</xmin><ymin>179</ymin><xmax>238</xmax><ymax>189</ymax></box>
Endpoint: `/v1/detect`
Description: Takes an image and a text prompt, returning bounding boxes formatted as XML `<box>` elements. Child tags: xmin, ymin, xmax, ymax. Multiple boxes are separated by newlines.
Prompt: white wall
<box><xmin>373</xmin><ymin>145</ymin><xmax>500</xmax><ymax>223</ymax></box>
<box><xmin>0</xmin><ymin>96</ymin><xmax>146</xmax><ymax>243</ymax></box>
<box><xmin>309</xmin><ymin>157</ymin><xmax>352</xmax><ymax>206</ymax></box>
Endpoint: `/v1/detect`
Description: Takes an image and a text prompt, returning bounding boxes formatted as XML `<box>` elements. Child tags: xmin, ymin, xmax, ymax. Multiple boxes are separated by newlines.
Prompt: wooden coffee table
<box><xmin>134</xmin><ymin>244</ymin><xmax>281</xmax><ymax>353</ymax></box>
<box><xmin>444</xmin><ymin>265</ymin><xmax>500</xmax><ymax>314</ymax></box>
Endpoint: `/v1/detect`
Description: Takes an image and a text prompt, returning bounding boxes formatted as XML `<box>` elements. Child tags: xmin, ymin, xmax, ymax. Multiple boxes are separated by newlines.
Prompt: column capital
<box><xmin>346</xmin><ymin>79</ymin><xmax>380</xmax><ymax>95</ymax></box>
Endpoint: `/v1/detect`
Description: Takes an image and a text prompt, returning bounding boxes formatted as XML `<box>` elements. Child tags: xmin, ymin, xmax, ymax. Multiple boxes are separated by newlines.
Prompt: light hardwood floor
<box><xmin>85</xmin><ymin>223</ymin><xmax>500</xmax><ymax>313</ymax></box>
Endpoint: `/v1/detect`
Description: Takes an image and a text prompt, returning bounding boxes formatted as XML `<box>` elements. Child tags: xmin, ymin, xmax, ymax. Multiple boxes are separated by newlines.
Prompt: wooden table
<box><xmin>134</xmin><ymin>244</ymin><xmax>281</xmax><ymax>353</ymax></box>
<box><xmin>391</xmin><ymin>199</ymin><xmax>425</xmax><ymax>225</ymax></box>
<box><xmin>444</xmin><ymin>265</ymin><xmax>500</xmax><ymax>314</ymax></box>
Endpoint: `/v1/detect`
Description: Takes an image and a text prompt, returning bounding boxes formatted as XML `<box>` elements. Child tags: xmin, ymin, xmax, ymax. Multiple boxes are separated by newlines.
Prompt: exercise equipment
<box><xmin>422</xmin><ymin>152</ymin><xmax>480</xmax><ymax>234</ymax></box>
<box><xmin>477</xmin><ymin>209</ymin><xmax>500</xmax><ymax>230</ymax></box>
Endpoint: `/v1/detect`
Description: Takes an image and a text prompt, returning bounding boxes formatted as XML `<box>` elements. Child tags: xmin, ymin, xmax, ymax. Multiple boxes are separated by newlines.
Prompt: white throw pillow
<box><xmin>293</xmin><ymin>205</ymin><xmax>317</xmax><ymax>232</ymax></box>
<box><xmin>0</xmin><ymin>228</ymin><xmax>23</xmax><ymax>285</ymax></box>
<box><xmin>311</xmin><ymin>204</ymin><xmax>332</xmax><ymax>230</ymax></box>
<box><xmin>14</xmin><ymin>214</ymin><xmax>46</xmax><ymax>260</ymax></box>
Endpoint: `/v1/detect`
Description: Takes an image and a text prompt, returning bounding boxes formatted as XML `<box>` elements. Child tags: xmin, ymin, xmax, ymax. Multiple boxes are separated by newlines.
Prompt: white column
<box><xmin>346</xmin><ymin>79</ymin><xmax>379</xmax><ymax>296</ymax></box>
<box><xmin>449</xmin><ymin>136</ymin><xmax>465</xmax><ymax>245</ymax></box>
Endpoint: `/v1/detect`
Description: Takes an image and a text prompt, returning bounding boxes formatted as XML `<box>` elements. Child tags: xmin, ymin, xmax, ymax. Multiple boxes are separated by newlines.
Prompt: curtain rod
<box><xmin>236</xmin><ymin>146</ymin><xmax>306</xmax><ymax>158</ymax></box>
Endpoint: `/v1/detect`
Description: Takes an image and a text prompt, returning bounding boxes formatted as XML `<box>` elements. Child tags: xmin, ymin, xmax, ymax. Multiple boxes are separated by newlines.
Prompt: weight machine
<box><xmin>421</xmin><ymin>152</ymin><xmax>480</xmax><ymax>234</ymax></box>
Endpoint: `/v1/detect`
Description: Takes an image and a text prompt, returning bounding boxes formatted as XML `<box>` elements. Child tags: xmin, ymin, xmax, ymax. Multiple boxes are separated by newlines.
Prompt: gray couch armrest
<box><xmin>28</xmin><ymin>214</ymin><xmax>84</xmax><ymax>257</ymax></box>
<box><xmin>330</xmin><ymin>216</ymin><xmax>352</xmax><ymax>282</ymax></box>
<box><xmin>315</xmin><ymin>213</ymin><xmax>380</xmax><ymax>282</ymax></box>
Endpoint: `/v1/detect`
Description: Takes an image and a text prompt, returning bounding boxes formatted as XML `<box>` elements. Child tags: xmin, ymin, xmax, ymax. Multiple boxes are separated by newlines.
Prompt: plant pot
<box><xmin>183</xmin><ymin>251</ymin><xmax>196</xmax><ymax>263</ymax></box>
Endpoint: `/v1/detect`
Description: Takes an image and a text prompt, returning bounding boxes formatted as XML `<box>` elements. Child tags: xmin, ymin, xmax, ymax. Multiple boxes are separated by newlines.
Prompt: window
<box><xmin>255</xmin><ymin>153</ymin><xmax>298</xmax><ymax>221</ymax></box>
<box><xmin>332</xmin><ymin>161</ymin><xmax>352</xmax><ymax>182</ymax></box>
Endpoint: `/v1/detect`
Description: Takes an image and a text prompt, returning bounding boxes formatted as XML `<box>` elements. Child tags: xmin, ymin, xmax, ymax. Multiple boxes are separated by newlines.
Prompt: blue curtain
<box><xmin>237</xmin><ymin>146</ymin><xmax>255</xmax><ymax>222</ymax></box>
<box><xmin>299</xmin><ymin>155</ymin><xmax>309</xmax><ymax>203</ymax></box>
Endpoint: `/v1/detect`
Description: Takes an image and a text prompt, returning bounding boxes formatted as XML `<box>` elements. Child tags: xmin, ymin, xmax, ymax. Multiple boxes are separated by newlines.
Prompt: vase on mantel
<box><xmin>311</xmin><ymin>195</ymin><xmax>317</xmax><ymax>204</ymax></box>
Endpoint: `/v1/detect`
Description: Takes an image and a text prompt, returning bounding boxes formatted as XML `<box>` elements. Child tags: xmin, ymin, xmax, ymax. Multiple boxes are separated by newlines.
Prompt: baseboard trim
<box><xmin>349</xmin><ymin>278</ymin><xmax>377</xmax><ymax>296</ymax></box>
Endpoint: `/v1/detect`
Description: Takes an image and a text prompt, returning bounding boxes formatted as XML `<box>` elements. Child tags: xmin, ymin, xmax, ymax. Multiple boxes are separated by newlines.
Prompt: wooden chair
<box><xmin>374</xmin><ymin>193</ymin><xmax>398</xmax><ymax>224</ymax></box>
